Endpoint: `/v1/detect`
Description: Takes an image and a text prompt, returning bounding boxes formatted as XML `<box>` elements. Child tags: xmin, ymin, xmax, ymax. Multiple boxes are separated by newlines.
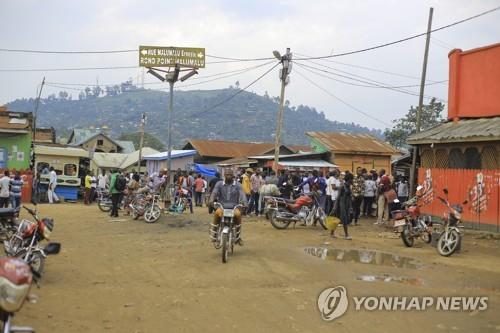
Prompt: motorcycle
<box><xmin>268</xmin><ymin>191</ymin><xmax>327</xmax><ymax>230</ymax></box>
<box><xmin>0</xmin><ymin>208</ymin><xmax>19</xmax><ymax>242</ymax></box>
<box><xmin>0</xmin><ymin>257</ymin><xmax>34</xmax><ymax>333</ymax></box>
<box><xmin>130</xmin><ymin>193</ymin><xmax>162</xmax><ymax>223</ymax></box>
<box><xmin>209</xmin><ymin>203</ymin><xmax>244</xmax><ymax>264</ymax></box>
<box><xmin>4</xmin><ymin>204</ymin><xmax>61</xmax><ymax>280</ymax></box>
<box><xmin>435</xmin><ymin>188</ymin><xmax>467</xmax><ymax>257</ymax></box>
<box><xmin>392</xmin><ymin>188</ymin><xmax>433</xmax><ymax>247</ymax></box>
<box><xmin>96</xmin><ymin>188</ymin><xmax>112</xmax><ymax>212</ymax></box>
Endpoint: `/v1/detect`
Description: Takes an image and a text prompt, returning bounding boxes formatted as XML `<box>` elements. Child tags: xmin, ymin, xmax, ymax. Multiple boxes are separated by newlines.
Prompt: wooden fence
<box><xmin>418</xmin><ymin>168</ymin><xmax>499</xmax><ymax>232</ymax></box>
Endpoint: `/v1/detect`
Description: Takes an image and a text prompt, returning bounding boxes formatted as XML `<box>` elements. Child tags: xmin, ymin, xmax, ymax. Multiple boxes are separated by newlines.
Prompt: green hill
<box><xmin>6</xmin><ymin>86</ymin><xmax>382</xmax><ymax>147</ymax></box>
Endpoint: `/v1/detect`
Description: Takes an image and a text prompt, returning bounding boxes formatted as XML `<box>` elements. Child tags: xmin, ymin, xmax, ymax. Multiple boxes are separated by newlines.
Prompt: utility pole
<box><xmin>146</xmin><ymin>64</ymin><xmax>197</xmax><ymax>200</ymax></box>
<box><xmin>31</xmin><ymin>77</ymin><xmax>45</xmax><ymax>170</ymax></box>
<box><xmin>272</xmin><ymin>48</ymin><xmax>292</xmax><ymax>173</ymax></box>
<box><xmin>410</xmin><ymin>7</ymin><xmax>433</xmax><ymax>195</ymax></box>
<box><xmin>137</xmin><ymin>113</ymin><xmax>146</xmax><ymax>173</ymax></box>
<box><xmin>166</xmin><ymin>64</ymin><xmax>181</xmax><ymax>184</ymax></box>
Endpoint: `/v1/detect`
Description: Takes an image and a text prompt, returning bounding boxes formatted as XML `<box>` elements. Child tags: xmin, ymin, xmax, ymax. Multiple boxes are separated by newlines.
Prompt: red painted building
<box><xmin>408</xmin><ymin>43</ymin><xmax>500</xmax><ymax>232</ymax></box>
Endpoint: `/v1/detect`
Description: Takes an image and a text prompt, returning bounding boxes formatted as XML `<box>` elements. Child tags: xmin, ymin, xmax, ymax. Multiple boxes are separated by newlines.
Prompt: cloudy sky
<box><xmin>0</xmin><ymin>0</ymin><xmax>499</xmax><ymax>130</ymax></box>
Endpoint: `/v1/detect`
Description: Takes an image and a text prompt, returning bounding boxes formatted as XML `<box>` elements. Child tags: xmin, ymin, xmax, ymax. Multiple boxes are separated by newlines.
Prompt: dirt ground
<box><xmin>13</xmin><ymin>203</ymin><xmax>500</xmax><ymax>333</ymax></box>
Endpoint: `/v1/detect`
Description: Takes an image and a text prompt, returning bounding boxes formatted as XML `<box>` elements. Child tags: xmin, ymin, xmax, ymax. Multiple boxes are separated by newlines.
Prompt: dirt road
<box><xmin>14</xmin><ymin>203</ymin><xmax>500</xmax><ymax>332</ymax></box>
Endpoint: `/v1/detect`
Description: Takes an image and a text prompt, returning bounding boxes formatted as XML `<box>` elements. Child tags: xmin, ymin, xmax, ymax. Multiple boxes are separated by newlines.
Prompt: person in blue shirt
<box><xmin>10</xmin><ymin>172</ymin><xmax>24</xmax><ymax>209</ymax></box>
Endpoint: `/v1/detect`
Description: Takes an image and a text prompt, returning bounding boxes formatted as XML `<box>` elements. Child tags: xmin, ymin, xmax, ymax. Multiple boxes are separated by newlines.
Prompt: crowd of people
<box><xmin>225</xmin><ymin>167</ymin><xmax>409</xmax><ymax>240</ymax></box>
<box><xmin>0</xmin><ymin>170</ymin><xmax>24</xmax><ymax>209</ymax></box>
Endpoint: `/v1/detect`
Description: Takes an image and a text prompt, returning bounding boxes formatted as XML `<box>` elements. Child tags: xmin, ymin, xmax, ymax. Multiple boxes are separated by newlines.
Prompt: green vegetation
<box><xmin>118</xmin><ymin>132</ymin><xmax>166</xmax><ymax>151</ymax></box>
<box><xmin>7</xmin><ymin>84</ymin><xmax>383</xmax><ymax>146</ymax></box>
<box><xmin>384</xmin><ymin>98</ymin><xmax>445</xmax><ymax>148</ymax></box>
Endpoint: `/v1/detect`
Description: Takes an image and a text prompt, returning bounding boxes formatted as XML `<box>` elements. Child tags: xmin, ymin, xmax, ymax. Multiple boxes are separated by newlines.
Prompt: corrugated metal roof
<box><xmin>306</xmin><ymin>132</ymin><xmax>398</xmax><ymax>155</ymax></box>
<box><xmin>217</xmin><ymin>157</ymin><xmax>258</xmax><ymax>166</ymax></box>
<box><xmin>278</xmin><ymin>160</ymin><xmax>338</xmax><ymax>168</ymax></box>
<box><xmin>0</xmin><ymin>109</ymin><xmax>31</xmax><ymax>132</ymax></box>
<box><xmin>184</xmin><ymin>140</ymin><xmax>276</xmax><ymax>158</ymax></box>
<box><xmin>115</xmin><ymin>140</ymin><xmax>136</xmax><ymax>154</ymax></box>
<box><xmin>120</xmin><ymin>147</ymin><xmax>159</xmax><ymax>169</ymax></box>
<box><xmin>289</xmin><ymin>145</ymin><xmax>313</xmax><ymax>153</ymax></box>
<box><xmin>35</xmin><ymin>145</ymin><xmax>90</xmax><ymax>158</ymax></box>
<box><xmin>142</xmin><ymin>150</ymin><xmax>197</xmax><ymax>161</ymax></box>
<box><xmin>92</xmin><ymin>153</ymin><xmax>127</xmax><ymax>169</ymax></box>
<box><xmin>407</xmin><ymin>117</ymin><xmax>500</xmax><ymax>144</ymax></box>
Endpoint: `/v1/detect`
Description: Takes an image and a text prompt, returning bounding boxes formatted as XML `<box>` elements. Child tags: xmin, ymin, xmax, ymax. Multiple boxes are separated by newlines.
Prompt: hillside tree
<box><xmin>384</xmin><ymin>98</ymin><xmax>445</xmax><ymax>148</ymax></box>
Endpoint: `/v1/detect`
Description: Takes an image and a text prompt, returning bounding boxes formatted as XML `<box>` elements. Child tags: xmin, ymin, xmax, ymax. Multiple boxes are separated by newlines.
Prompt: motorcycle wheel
<box><xmin>437</xmin><ymin>229</ymin><xmax>460</xmax><ymax>257</ymax></box>
<box><xmin>132</xmin><ymin>210</ymin><xmax>140</xmax><ymax>220</ymax></box>
<box><xmin>421</xmin><ymin>231</ymin><xmax>432</xmax><ymax>244</ymax></box>
<box><xmin>98</xmin><ymin>199</ymin><xmax>112</xmax><ymax>212</ymax></box>
<box><xmin>16</xmin><ymin>249</ymin><xmax>45</xmax><ymax>278</ymax></box>
<box><xmin>401</xmin><ymin>225</ymin><xmax>414</xmax><ymax>247</ymax></box>
<box><xmin>315</xmin><ymin>208</ymin><xmax>327</xmax><ymax>230</ymax></box>
<box><xmin>221</xmin><ymin>233</ymin><xmax>229</xmax><ymax>263</ymax></box>
<box><xmin>270</xmin><ymin>213</ymin><xmax>290</xmax><ymax>230</ymax></box>
<box><xmin>144</xmin><ymin>204</ymin><xmax>162</xmax><ymax>223</ymax></box>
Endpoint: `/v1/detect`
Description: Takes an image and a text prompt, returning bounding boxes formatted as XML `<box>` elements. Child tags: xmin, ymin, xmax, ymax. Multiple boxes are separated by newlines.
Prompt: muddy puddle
<box><xmin>304</xmin><ymin>247</ymin><xmax>423</xmax><ymax>269</ymax></box>
<box><xmin>357</xmin><ymin>274</ymin><xmax>425</xmax><ymax>286</ymax></box>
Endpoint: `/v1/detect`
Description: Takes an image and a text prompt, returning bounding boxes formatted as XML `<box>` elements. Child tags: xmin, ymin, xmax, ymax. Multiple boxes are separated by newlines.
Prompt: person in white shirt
<box><xmin>47</xmin><ymin>167</ymin><xmax>59</xmax><ymax>204</ymax></box>
<box><xmin>329</xmin><ymin>170</ymin><xmax>341</xmax><ymax>213</ymax></box>
<box><xmin>325</xmin><ymin>172</ymin><xmax>334</xmax><ymax>214</ymax></box>
<box><xmin>98</xmin><ymin>170</ymin><xmax>107</xmax><ymax>190</ymax></box>
<box><xmin>0</xmin><ymin>170</ymin><xmax>11</xmax><ymax>208</ymax></box>
<box><xmin>363</xmin><ymin>174</ymin><xmax>377</xmax><ymax>216</ymax></box>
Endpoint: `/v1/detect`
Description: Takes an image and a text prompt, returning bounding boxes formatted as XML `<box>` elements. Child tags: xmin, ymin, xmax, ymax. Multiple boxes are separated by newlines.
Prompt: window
<box><xmin>463</xmin><ymin>147</ymin><xmax>481</xmax><ymax>169</ymax></box>
<box><xmin>97</xmin><ymin>139</ymin><xmax>104</xmax><ymax>146</ymax></box>
<box><xmin>435</xmin><ymin>149</ymin><xmax>448</xmax><ymax>168</ymax></box>
<box><xmin>64</xmin><ymin>164</ymin><xmax>77</xmax><ymax>176</ymax></box>
<box><xmin>448</xmin><ymin>148</ymin><xmax>464</xmax><ymax>168</ymax></box>
<box><xmin>481</xmin><ymin>146</ymin><xmax>498</xmax><ymax>170</ymax></box>
<box><xmin>37</xmin><ymin>162</ymin><xmax>50</xmax><ymax>174</ymax></box>
<box><xmin>421</xmin><ymin>149</ymin><xmax>435</xmax><ymax>168</ymax></box>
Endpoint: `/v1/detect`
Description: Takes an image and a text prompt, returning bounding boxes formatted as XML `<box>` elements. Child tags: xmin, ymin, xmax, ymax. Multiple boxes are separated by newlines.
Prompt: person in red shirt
<box><xmin>194</xmin><ymin>174</ymin><xmax>205</xmax><ymax>207</ymax></box>
<box><xmin>376</xmin><ymin>169</ymin><xmax>391</xmax><ymax>224</ymax></box>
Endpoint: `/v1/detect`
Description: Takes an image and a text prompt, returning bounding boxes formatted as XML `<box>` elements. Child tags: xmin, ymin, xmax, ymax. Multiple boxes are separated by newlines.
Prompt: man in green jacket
<box><xmin>109</xmin><ymin>170</ymin><xmax>122</xmax><ymax>217</ymax></box>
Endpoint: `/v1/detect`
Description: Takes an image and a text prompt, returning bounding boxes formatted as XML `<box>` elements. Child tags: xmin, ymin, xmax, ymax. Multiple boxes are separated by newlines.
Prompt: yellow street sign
<box><xmin>139</xmin><ymin>46</ymin><xmax>205</xmax><ymax>68</ymax></box>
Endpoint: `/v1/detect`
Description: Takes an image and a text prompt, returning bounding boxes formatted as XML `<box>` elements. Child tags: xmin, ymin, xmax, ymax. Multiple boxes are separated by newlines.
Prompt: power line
<box><xmin>293</xmin><ymin>67</ymin><xmax>391</xmax><ymax>127</ymax></box>
<box><xmin>295</xmin><ymin>61</ymin><xmax>447</xmax><ymax>102</ymax></box>
<box><xmin>0</xmin><ymin>47</ymin><xmax>274</xmax><ymax>61</ymax></box>
<box><xmin>294</xmin><ymin>62</ymin><xmax>447</xmax><ymax>89</ymax></box>
<box><xmin>0</xmin><ymin>6</ymin><xmax>497</xmax><ymax>62</ymax></box>
<box><xmin>0</xmin><ymin>65</ymin><xmax>138</xmax><ymax>72</ymax></box>
<box><xmin>45</xmin><ymin>61</ymin><xmax>279</xmax><ymax>99</ymax></box>
<box><xmin>293</xmin><ymin>6</ymin><xmax>500</xmax><ymax>60</ymax></box>
<box><xmin>294</xmin><ymin>52</ymin><xmax>440</xmax><ymax>82</ymax></box>
<box><xmin>190</xmin><ymin>62</ymin><xmax>280</xmax><ymax>118</ymax></box>
<box><xmin>44</xmin><ymin>61</ymin><xmax>275</xmax><ymax>88</ymax></box>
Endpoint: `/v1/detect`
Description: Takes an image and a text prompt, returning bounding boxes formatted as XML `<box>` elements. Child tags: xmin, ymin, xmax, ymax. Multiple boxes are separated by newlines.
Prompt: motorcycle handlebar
<box><xmin>22</xmin><ymin>205</ymin><xmax>36</xmax><ymax>216</ymax></box>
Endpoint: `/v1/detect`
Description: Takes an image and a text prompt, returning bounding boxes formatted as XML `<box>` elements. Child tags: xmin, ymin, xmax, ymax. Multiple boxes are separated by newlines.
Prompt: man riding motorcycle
<box><xmin>209</xmin><ymin>169</ymin><xmax>248</xmax><ymax>245</ymax></box>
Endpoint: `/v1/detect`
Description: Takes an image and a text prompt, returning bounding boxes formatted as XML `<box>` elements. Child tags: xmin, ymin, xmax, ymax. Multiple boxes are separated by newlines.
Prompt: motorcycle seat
<box><xmin>283</xmin><ymin>199</ymin><xmax>296</xmax><ymax>204</ymax></box>
<box><xmin>0</xmin><ymin>208</ymin><xmax>16</xmax><ymax>217</ymax></box>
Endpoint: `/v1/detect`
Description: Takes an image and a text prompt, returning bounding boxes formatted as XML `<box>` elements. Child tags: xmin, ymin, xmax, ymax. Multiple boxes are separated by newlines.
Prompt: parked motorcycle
<box><xmin>268</xmin><ymin>191</ymin><xmax>327</xmax><ymax>230</ymax></box>
<box><xmin>392</xmin><ymin>188</ymin><xmax>433</xmax><ymax>247</ymax></box>
<box><xmin>97</xmin><ymin>188</ymin><xmax>113</xmax><ymax>212</ymax></box>
<box><xmin>0</xmin><ymin>257</ymin><xmax>34</xmax><ymax>333</ymax></box>
<box><xmin>435</xmin><ymin>188</ymin><xmax>467</xmax><ymax>257</ymax></box>
<box><xmin>130</xmin><ymin>193</ymin><xmax>162</xmax><ymax>223</ymax></box>
<box><xmin>209</xmin><ymin>203</ymin><xmax>244</xmax><ymax>264</ymax></box>
<box><xmin>0</xmin><ymin>208</ymin><xmax>19</xmax><ymax>242</ymax></box>
<box><xmin>4</xmin><ymin>204</ymin><xmax>61</xmax><ymax>279</ymax></box>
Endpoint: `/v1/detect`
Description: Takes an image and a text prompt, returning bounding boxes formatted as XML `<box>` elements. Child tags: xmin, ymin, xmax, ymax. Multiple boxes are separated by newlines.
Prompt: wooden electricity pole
<box><xmin>410</xmin><ymin>7</ymin><xmax>433</xmax><ymax>195</ymax></box>
<box><xmin>273</xmin><ymin>48</ymin><xmax>292</xmax><ymax>173</ymax></box>
<box><xmin>137</xmin><ymin>113</ymin><xmax>146</xmax><ymax>173</ymax></box>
